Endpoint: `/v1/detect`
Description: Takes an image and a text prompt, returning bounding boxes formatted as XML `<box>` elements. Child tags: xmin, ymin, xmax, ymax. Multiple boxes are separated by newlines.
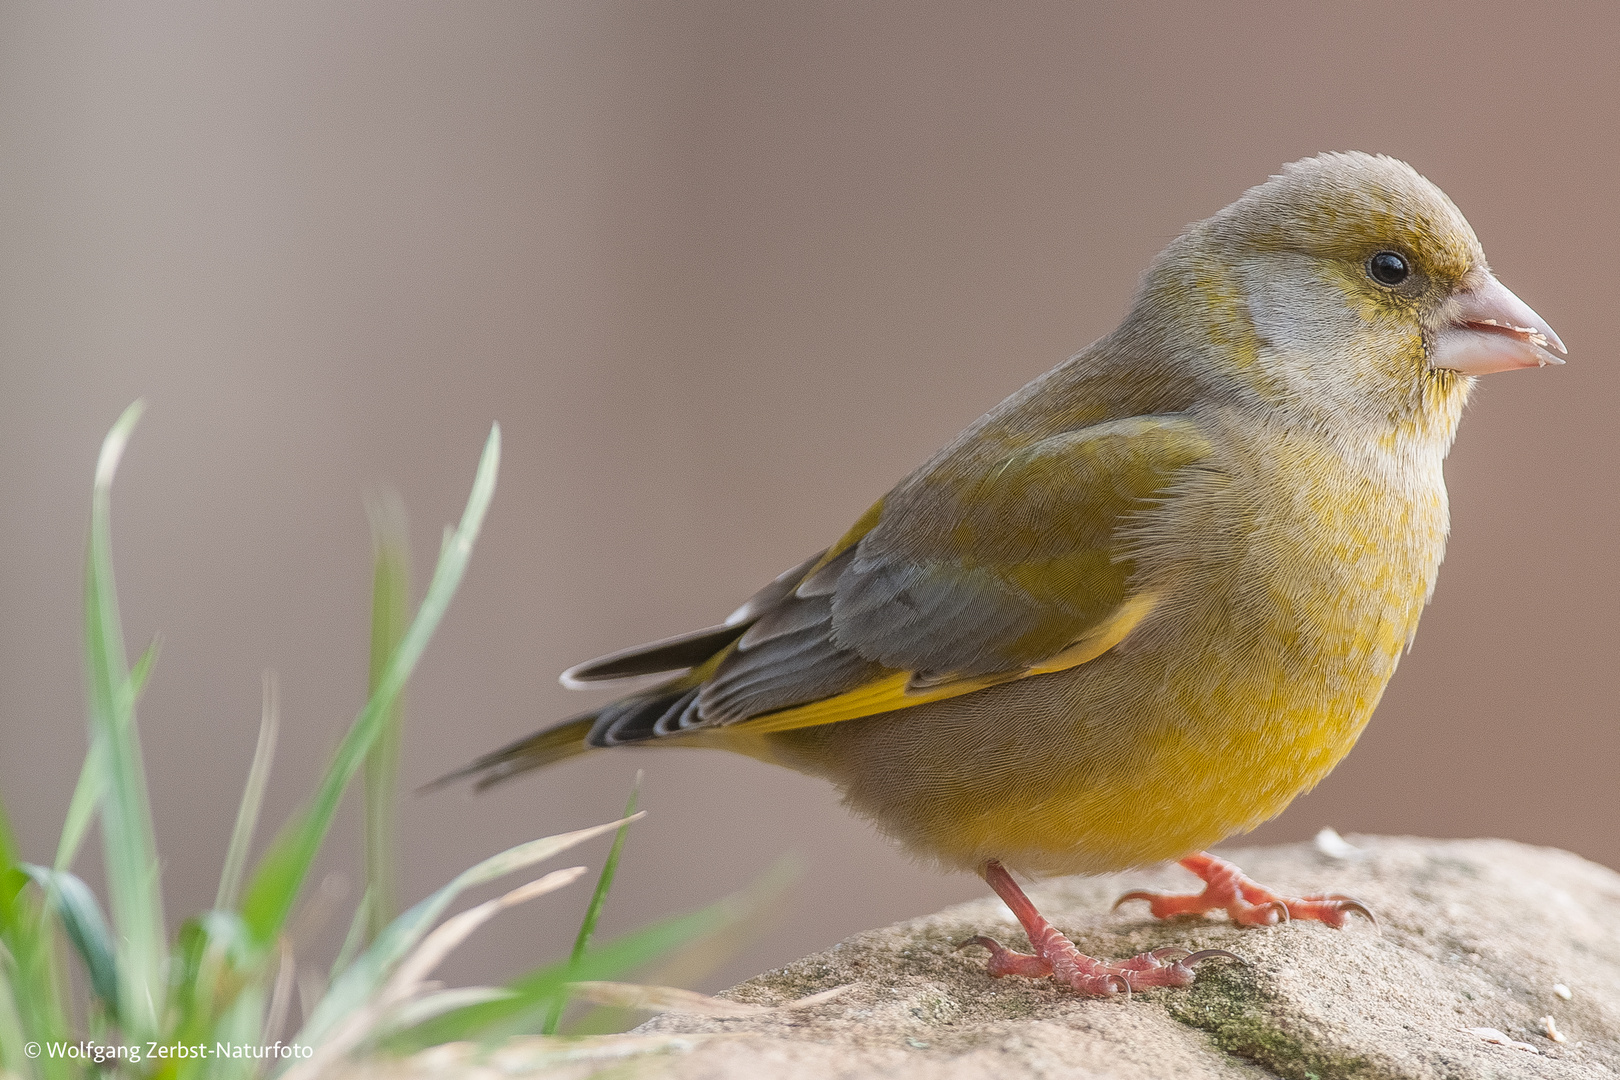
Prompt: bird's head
<box><xmin>1144</xmin><ymin>152</ymin><xmax>1563</xmax><ymax>443</ymax></box>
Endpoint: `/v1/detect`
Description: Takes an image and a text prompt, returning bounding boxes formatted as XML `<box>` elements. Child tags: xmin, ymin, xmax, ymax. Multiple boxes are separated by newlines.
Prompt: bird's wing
<box><xmin>588</xmin><ymin>413</ymin><xmax>1211</xmax><ymax>745</ymax></box>
<box><xmin>558</xmin><ymin>551</ymin><xmax>824</xmax><ymax>687</ymax></box>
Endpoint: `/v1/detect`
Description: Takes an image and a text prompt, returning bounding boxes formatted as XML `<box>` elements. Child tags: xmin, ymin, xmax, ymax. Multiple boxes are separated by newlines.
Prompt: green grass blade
<box><xmin>0</xmin><ymin>798</ymin><xmax>24</xmax><ymax>928</ymax></box>
<box><xmin>50</xmin><ymin>738</ymin><xmax>103</xmax><ymax>877</ymax></box>
<box><xmin>388</xmin><ymin>901</ymin><xmax>733</xmax><ymax>1049</ymax></box>
<box><xmin>52</xmin><ymin>640</ymin><xmax>159</xmax><ymax>879</ymax></box>
<box><xmin>0</xmin><ymin>797</ymin><xmax>75</xmax><ymax>1080</ymax></box>
<box><xmin>569</xmin><ymin>773</ymin><xmax>641</xmax><ymax>965</ymax></box>
<box><xmin>169</xmin><ymin>912</ymin><xmax>243</xmax><ymax>1017</ymax></box>
<box><xmin>20</xmin><ymin>865</ymin><xmax>119</xmax><ymax>1017</ymax></box>
<box><xmin>201</xmin><ymin>982</ymin><xmax>267</xmax><ymax>1080</ymax></box>
<box><xmin>294</xmin><ymin>815</ymin><xmax>635</xmax><ymax>1050</ymax></box>
<box><xmin>51</xmin><ymin>638</ymin><xmax>159</xmax><ymax>879</ymax></box>
<box><xmin>167</xmin><ymin>910</ymin><xmax>258</xmax><ymax>1080</ymax></box>
<box><xmin>239</xmin><ymin>424</ymin><xmax>500</xmax><ymax>947</ymax></box>
<box><xmin>542</xmin><ymin>771</ymin><xmax>641</xmax><ymax>1034</ymax></box>
<box><xmin>0</xmin><ymin>956</ymin><xmax>27</xmax><ymax>1079</ymax></box>
<box><xmin>363</xmin><ymin>498</ymin><xmax>410</xmax><ymax>941</ymax></box>
<box><xmin>84</xmin><ymin>399</ymin><xmax>167</xmax><ymax>1039</ymax></box>
<box><xmin>329</xmin><ymin>888</ymin><xmax>373</xmax><ymax>985</ymax></box>
<box><xmin>29</xmin><ymin>637</ymin><xmax>156</xmax><ymax>1039</ymax></box>
<box><xmin>127</xmin><ymin>636</ymin><xmax>159</xmax><ymax>698</ymax></box>
<box><xmin>216</xmin><ymin>672</ymin><xmax>280</xmax><ymax>912</ymax></box>
<box><xmin>372</xmin><ymin>986</ymin><xmax>513</xmax><ymax>1037</ymax></box>
<box><xmin>0</xmin><ymin>920</ymin><xmax>75</xmax><ymax>1080</ymax></box>
<box><xmin>0</xmin><ymin>796</ymin><xmax>36</xmax><ymax>1078</ymax></box>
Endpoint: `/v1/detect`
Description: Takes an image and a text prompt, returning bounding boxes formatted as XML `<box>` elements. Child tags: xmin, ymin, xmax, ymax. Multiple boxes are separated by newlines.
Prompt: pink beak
<box><xmin>1429</xmin><ymin>273</ymin><xmax>1566</xmax><ymax>375</ymax></box>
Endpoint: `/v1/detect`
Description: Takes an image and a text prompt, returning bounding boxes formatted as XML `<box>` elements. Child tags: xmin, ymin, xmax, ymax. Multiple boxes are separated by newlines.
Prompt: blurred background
<box><xmin>1</xmin><ymin>1</ymin><xmax>1613</xmax><ymax>999</ymax></box>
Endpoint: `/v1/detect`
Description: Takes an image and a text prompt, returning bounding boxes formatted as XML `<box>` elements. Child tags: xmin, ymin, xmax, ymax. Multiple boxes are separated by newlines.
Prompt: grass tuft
<box><xmin>0</xmin><ymin>406</ymin><xmax>747</xmax><ymax>1079</ymax></box>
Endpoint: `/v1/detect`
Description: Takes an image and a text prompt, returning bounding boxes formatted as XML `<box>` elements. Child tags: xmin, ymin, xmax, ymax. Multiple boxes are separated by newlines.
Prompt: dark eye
<box><xmin>1367</xmin><ymin>251</ymin><xmax>1409</xmax><ymax>286</ymax></box>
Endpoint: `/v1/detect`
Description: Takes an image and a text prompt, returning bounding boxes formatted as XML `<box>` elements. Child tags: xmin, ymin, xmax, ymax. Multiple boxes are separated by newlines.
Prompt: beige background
<box><xmin>1</xmin><ymin>2</ymin><xmax>1613</xmax><ymax>998</ymax></box>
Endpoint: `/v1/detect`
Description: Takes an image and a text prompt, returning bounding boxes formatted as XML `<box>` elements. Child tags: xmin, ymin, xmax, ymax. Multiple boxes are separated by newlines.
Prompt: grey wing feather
<box><xmin>829</xmin><ymin>560</ymin><xmax>1044</xmax><ymax>677</ymax></box>
<box><xmin>736</xmin><ymin>590</ymin><xmax>837</xmax><ymax>650</ymax></box>
<box><xmin>560</xmin><ymin>551</ymin><xmax>822</xmax><ymax>688</ymax></box>
<box><xmin>698</xmin><ymin>590</ymin><xmax>885</xmax><ymax>723</ymax></box>
<box><xmin>791</xmin><ymin>546</ymin><xmax>852</xmax><ymax>598</ymax></box>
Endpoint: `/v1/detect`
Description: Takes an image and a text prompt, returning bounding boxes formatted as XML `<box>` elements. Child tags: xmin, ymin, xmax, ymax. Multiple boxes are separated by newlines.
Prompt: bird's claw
<box><xmin>1297</xmin><ymin>893</ymin><xmax>1378</xmax><ymax>930</ymax></box>
<box><xmin>960</xmin><ymin>933</ymin><xmax>1232</xmax><ymax>995</ymax></box>
<box><xmin>1115</xmin><ymin>852</ymin><xmax>1377</xmax><ymax>929</ymax></box>
<box><xmin>962</xmin><ymin>934</ymin><xmax>1056</xmax><ymax>979</ymax></box>
<box><xmin>1146</xmin><ymin>945</ymin><xmax>1244</xmax><ymax>967</ymax></box>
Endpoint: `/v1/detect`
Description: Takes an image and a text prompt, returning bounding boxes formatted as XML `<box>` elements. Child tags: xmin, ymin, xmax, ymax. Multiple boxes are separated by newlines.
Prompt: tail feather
<box><xmin>440</xmin><ymin>554</ymin><xmax>834</xmax><ymax>792</ymax></box>
<box><xmin>589</xmin><ymin>686</ymin><xmax>701</xmax><ymax>746</ymax></box>
<box><xmin>422</xmin><ymin>714</ymin><xmax>597</xmax><ymax>792</ymax></box>
<box><xmin>560</xmin><ymin>623</ymin><xmax>747</xmax><ymax>687</ymax></box>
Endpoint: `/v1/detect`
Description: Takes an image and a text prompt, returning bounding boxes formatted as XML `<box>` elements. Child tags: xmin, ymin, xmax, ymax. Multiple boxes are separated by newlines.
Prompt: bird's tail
<box><xmin>422</xmin><ymin>713</ymin><xmax>598</xmax><ymax>793</ymax></box>
<box><xmin>427</xmin><ymin>617</ymin><xmax>761</xmax><ymax>794</ymax></box>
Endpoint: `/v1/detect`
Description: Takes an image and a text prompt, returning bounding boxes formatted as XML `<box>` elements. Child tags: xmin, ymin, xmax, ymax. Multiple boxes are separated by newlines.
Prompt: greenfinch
<box><xmin>443</xmin><ymin>153</ymin><xmax>1564</xmax><ymax>995</ymax></box>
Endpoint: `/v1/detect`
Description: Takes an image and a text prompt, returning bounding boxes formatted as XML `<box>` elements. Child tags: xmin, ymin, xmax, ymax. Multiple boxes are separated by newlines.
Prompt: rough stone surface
<box><xmin>384</xmin><ymin>837</ymin><xmax>1620</xmax><ymax>1079</ymax></box>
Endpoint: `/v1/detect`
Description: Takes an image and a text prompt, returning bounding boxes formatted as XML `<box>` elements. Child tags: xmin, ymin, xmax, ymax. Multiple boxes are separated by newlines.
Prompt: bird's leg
<box><xmin>962</xmin><ymin>859</ymin><xmax>1237</xmax><ymax>996</ymax></box>
<box><xmin>1116</xmin><ymin>851</ymin><xmax>1375</xmax><ymax>928</ymax></box>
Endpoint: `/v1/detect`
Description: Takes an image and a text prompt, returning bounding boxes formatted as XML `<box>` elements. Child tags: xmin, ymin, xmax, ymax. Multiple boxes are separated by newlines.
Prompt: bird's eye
<box><xmin>1367</xmin><ymin>251</ymin><xmax>1409</xmax><ymax>286</ymax></box>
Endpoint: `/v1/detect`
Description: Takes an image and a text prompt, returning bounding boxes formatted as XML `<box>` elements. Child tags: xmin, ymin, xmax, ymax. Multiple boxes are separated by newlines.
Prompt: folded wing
<box><xmin>585</xmin><ymin>414</ymin><xmax>1212</xmax><ymax>745</ymax></box>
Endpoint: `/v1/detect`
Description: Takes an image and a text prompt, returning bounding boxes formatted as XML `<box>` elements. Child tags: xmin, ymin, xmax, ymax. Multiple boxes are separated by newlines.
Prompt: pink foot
<box><xmin>1116</xmin><ymin>851</ymin><xmax>1376</xmax><ymax>928</ymax></box>
<box><xmin>962</xmin><ymin>859</ymin><xmax>1239</xmax><ymax>997</ymax></box>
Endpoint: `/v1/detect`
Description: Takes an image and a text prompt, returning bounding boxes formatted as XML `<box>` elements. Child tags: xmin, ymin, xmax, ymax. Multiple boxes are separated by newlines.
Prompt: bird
<box><xmin>438</xmin><ymin>152</ymin><xmax>1564</xmax><ymax>995</ymax></box>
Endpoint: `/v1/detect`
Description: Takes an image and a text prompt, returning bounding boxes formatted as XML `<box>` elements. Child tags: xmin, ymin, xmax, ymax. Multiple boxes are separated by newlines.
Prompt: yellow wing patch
<box><xmin>731</xmin><ymin>591</ymin><xmax>1159</xmax><ymax>735</ymax></box>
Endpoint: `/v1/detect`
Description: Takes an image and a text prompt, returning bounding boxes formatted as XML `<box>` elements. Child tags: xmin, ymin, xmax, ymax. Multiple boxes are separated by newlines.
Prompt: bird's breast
<box><xmin>1066</xmin><ymin>424</ymin><xmax>1452</xmax><ymax>862</ymax></box>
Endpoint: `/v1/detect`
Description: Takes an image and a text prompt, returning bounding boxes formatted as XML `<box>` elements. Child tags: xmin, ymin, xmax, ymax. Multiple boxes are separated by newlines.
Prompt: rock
<box><xmin>630</xmin><ymin>837</ymin><xmax>1620</xmax><ymax>1079</ymax></box>
<box><xmin>378</xmin><ymin>837</ymin><xmax>1620</xmax><ymax>1079</ymax></box>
